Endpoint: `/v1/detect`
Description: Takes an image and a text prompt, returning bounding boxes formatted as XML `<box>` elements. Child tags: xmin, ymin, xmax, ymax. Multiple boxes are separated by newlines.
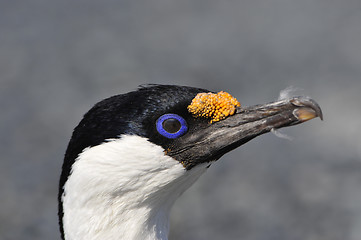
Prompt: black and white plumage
<box><xmin>58</xmin><ymin>84</ymin><xmax>322</xmax><ymax>240</ymax></box>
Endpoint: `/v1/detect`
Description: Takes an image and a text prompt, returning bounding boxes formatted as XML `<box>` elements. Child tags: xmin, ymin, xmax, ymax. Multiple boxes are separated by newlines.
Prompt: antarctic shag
<box><xmin>58</xmin><ymin>84</ymin><xmax>322</xmax><ymax>240</ymax></box>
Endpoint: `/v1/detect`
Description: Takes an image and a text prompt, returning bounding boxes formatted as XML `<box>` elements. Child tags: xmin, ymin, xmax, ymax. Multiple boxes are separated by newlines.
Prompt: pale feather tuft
<box><xmin>278</xmin><ymin>86</ymin><xmax>303</xmax><ymax>100</ymax></box>
<box><xmin>271</xmin><ymin>128</ymin><xmax>293</xmax><ymax>141</ymax></box>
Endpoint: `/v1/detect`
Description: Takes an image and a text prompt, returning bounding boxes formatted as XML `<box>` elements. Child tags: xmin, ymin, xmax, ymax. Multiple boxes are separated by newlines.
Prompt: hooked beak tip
<box><xmin>290</xmin><ymin>97</ymin><xmax>323</xmax><ymax>121</ymax></box>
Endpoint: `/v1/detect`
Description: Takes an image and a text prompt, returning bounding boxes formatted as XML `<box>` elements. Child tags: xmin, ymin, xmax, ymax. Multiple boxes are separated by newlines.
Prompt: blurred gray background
<box><xmin>1</xmin><ymin>0</ymin><xmax>360</xmax><ymax>240</ymax></box>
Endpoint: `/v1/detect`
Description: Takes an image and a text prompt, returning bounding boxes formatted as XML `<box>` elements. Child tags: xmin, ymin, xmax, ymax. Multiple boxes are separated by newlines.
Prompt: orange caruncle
<box><xmin>187</xmin><ymin>91</ymin><xmax>241</xmax><ymax>123</ymax></box>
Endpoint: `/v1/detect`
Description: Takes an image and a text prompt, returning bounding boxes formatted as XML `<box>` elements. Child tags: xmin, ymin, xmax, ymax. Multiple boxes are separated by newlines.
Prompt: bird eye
<box><xmin>156</xmin><ymin>114</ymin><xmax>188</xmax><ymax>139</ymax></box>
<box><xmin>162</xmin><ymin>118</ymin><xmax>181</xmax><ymax>133</ymax></box>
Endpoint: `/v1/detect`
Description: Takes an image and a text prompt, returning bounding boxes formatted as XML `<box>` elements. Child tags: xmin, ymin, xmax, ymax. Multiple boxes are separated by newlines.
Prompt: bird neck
<box><xmin>61</xmin><ymin>135</ymin><xmax>208</xmax><ymax>240</ymax></box>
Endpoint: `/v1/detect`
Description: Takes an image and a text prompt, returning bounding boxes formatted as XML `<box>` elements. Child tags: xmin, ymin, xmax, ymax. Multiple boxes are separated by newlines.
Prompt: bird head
<box><xmin>59</xmin><ymin>84</ymin><xmax>322</xmax><ymax>240</ymax></box>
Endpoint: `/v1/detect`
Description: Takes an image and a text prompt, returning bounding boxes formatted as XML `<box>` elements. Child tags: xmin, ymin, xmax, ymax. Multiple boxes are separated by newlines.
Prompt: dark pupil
<box><xmin>162</xmin><ymin>118</ymin><xmax>181</xmax><ymax>133</ymax></box>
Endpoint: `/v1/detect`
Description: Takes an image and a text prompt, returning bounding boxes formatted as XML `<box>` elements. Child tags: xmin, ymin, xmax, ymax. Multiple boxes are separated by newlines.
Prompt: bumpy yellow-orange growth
<box><xmin>188</xmin><ymin>91</ymin><xmax>241</xmax><ymax>123</ymax></box>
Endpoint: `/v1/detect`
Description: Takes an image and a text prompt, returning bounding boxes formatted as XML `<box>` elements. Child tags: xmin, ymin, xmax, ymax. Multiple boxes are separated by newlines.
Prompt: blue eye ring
<box><xmin>156</xmin><ymin>114</ymin><xmax>188</xmax><ymax>139</ymax></box>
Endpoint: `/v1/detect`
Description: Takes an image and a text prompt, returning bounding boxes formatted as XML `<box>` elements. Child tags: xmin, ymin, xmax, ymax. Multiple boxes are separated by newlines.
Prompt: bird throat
<box><xmin>61</xmin><ymin>135</ymin><xmax>208</xmax><ymax>240</ymax></box>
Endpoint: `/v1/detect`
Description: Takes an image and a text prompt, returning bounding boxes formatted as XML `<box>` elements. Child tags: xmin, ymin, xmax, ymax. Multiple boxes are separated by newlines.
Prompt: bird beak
<box><xmin>170</xmin><ymin>96</ymin><xmax>323</xmax><ymax>169</ymax></box>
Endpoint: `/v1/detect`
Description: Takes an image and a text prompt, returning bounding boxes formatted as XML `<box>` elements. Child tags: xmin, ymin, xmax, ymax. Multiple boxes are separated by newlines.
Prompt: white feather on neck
<box><xmin>62</xmin><ymin>135</ymin><xmax>208</xmax><ymax>240</ymax></box>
